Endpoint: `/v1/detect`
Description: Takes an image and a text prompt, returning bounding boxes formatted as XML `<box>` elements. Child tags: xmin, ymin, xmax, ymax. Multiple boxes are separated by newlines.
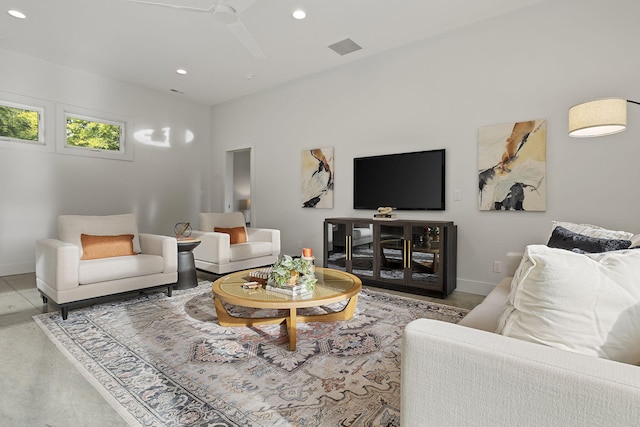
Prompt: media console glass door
<box><xmin>408</xmin><ymin>224</ymin><xmax>442</xmax><ymax>290</ymax></box>
<box><xmin>377</xmin><ymin>224</ymin><xmax>441</xmax><ymax>288</ymax></box>
<box><xmin>378</xmin><ymin>224</ymin><xmax>406</xmax><ymax>284</ymax></box>
<box><xmin>325</xmin><ymin>221</ymin><xmax>374</xmax><ymax>281</ymax></box>
<box><xmin>326</xmin><ymin>222</ymin><xmax>347</xmax><ymax>272</ymax></box>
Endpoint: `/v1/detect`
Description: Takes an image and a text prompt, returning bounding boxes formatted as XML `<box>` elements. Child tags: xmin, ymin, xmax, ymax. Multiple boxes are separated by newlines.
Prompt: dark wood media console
<box><xmin>323</xmin><ymin>217</ymin><xmax>457</xmax><ymax>297</ymax></box>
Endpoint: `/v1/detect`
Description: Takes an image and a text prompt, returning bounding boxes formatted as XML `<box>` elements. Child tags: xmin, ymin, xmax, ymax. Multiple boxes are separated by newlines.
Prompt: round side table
<box><xmin>175</xmin><ymin>239</ymin><xmax>201</xmax><ymax>290</ymax></box>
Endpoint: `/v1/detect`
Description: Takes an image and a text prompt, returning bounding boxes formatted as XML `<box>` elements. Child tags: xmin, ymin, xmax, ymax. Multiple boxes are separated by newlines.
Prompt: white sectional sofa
<box><xmin>36</xmin><ymin>214</ymin><xmax>178</xmax><ymax>320</ymax></box>
<box><xmin>402</xmin><ymin>248</ymin><xmax>640</xmax><ymax>426</ymax></box>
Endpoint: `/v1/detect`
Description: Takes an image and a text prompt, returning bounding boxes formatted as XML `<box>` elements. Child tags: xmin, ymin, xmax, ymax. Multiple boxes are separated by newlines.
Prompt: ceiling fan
<box><xmin>125</xmin><ymin>0</ymin><xmax>265</xmax><ymax>58</ymax></box>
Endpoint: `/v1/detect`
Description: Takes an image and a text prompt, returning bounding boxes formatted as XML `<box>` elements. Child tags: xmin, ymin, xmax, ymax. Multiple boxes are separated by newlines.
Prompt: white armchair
<box><xmin>192</xmin><ymin>212</ymin><xmax>280</xmax><ymax>274</ymax></box>
<box><xmin>36</xmin><ymin>214</ymin><xmax>177</xmax><ymax>320</ymax></box>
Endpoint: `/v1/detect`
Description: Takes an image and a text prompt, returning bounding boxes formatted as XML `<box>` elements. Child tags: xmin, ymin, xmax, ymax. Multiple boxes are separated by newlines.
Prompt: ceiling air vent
<box><xmin>328</xmin><ymin>38</ymin><xmax>362</xmax><ymax>56</ymax></box>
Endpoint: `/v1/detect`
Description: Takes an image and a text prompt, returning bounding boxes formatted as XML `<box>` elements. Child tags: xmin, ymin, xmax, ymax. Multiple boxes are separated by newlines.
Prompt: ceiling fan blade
<box><xmin>227</xmin><ymin>20</ymin><xmax>265</xmax><ymax>59</ymax></box>
<box><xmin>125</xmin><ymin>0</ymin><xmax>214</xmax><ymax>13</ymax></box>
<box><xmin>231</xmin><ymin>0</ymin><xmax>258</xmax><ymax>15</ymax></box>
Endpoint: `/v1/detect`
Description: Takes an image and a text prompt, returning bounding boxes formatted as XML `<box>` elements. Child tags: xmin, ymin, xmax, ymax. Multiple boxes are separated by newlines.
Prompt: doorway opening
<box><xmin>224</xmin><ymin>147</ymin><xmax>253</xmax><ymax>226</ymax></box>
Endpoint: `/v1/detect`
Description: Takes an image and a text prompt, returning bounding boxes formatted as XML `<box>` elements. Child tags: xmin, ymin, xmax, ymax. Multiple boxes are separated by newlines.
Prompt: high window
<box><xmin>65</xmin><ymin>114</ymin><xmax>123</xmax><ymax>151</ymax></box>
<box><xmin>0</xmin><ymin>101</ymin><xmax>44</xmax><ymax>145</ymax></box>
<box><xmin>57</xmin><ymin>105</ymin><xmax>132</xmax><ymax>161</ymax></box>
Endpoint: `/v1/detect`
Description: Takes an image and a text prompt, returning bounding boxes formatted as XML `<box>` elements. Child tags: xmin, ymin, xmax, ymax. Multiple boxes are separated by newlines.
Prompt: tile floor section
<box><xmin>0</xmin><ymin>271</ymin><xmax>484</xmax><ymax>426</ymax></box>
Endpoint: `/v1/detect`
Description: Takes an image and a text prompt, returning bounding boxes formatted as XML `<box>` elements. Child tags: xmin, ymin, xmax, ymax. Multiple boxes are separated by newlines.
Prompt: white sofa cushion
<box><xmin>58</xmin><ymin>214</ymin><xmax>142</xmax><ymax>257</ymax></box>
<box><xmin>78</xmin><ymin>254</ymin><xmax>165</xmax><ymax>285</ymax></box>
<box><xmin>229</xmin><ymin>242</ymin><xmax>275</xmax><ymax>262</ymax></box>
<box><xmin>496</xmin><ymin>245</ymin><xmax>640</xmax><ymax>364</ymax></box>
<box><xmin>458</xmin><ymin>276</ymin><xmax>511</xmax><ymax>332</ymax></box>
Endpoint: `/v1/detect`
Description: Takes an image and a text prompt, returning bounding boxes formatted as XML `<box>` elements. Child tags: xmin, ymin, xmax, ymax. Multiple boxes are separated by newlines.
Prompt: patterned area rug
<box><xmin>33</xmin><ymin>282</ymin><xmax>468</xmax><ymax>427</ymax></box>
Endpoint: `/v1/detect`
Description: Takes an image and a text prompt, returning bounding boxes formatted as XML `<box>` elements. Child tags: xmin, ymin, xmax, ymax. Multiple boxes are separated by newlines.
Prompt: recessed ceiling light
<box><xmin>8</xmin><ymin>9</ymin><xmax>26</xmax><ymax>19</ymax></box>
<box><xmin>176</xmin><ymin>69</ymin><xmax>187</xmax><ymax>75</ymax></box>
<box><xmin>244</xmin><ymin>73</ymin><xmax>255</xmax><ymax>80</ymax></box>
<box><xmin>292</xmin><ymin>9</ymin><xmax>306</xmax><ymax>20</ymax></box>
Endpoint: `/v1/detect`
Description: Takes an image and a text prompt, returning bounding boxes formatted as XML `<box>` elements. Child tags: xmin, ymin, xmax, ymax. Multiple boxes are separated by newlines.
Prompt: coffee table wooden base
<box><xmin>213</xmin><ymin>294</ymin><xmax>359</xmax><ymax>351</ymax></box>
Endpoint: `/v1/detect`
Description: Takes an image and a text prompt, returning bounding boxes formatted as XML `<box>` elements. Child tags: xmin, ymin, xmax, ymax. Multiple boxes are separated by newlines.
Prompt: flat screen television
<box><xmin>353</xmin><ymin>149</ymin><xmax>445</xmax><ymax>210</ymax></box>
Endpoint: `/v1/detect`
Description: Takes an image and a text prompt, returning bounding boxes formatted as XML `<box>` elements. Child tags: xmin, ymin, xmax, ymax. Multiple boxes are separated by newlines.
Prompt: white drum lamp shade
<box><xmin>568</xmin><ymin>98</ymin><xmax>627</xmax><ymax>137</ymax></box>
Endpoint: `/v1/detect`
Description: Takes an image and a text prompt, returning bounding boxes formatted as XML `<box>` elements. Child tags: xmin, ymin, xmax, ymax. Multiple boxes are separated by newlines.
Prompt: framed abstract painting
<box><xmin>301</xmin><ymin>147</ymin><xmax>334</xmax><ymax>208</ymax></box>
<box><xmin>478</xmin><ymin>119</ymin><xmax>547</xmax><ymax>211</ymax></box>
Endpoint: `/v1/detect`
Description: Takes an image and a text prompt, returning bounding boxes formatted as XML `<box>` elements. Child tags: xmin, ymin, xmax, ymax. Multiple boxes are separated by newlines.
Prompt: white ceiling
<box><xmin>0</xmin><ymin>0</ymin><xmax>548</xmax><ymax>106</ymax></box>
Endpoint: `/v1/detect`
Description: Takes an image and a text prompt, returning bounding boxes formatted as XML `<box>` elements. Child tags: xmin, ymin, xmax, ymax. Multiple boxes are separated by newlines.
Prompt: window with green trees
<box><xmin>0</xmin><ymin>102</ymin><xmax>43</xmax><ymax>144</ymax></box>
<box><xmin>57</xmin><ymin>106</ymin><xmax>131</xmax><ymax>161</ymax></box>
<box><xmin>65</xmin><ymin>115</ymin><xmax>123</xmax><ymax>152</ymax></box>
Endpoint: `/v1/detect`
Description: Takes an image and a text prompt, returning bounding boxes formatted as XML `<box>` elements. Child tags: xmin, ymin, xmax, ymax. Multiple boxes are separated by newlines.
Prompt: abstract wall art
<box><xmin>301</xmin><ymin>147</ymin><xmax>334</xmax><ymax>208</ymax></box>
<box><xmin>478</xmin><ymin>119</ymin><xmax>547</xmax><ymax>211</ymax></box>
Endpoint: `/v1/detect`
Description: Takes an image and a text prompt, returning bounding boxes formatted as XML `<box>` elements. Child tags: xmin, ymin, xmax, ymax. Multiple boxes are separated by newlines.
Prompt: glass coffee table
<box><xmin>211</xmin><ymin>267</ymin><xmax>362</xmax><ymax>351</ymax></box>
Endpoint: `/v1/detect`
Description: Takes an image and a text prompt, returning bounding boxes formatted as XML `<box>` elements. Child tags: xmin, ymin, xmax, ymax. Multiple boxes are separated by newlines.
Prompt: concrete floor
<box><xmin>0</xmin><ymin>271</ymin><xmax>484</xmax><ymax>426</ymax></box>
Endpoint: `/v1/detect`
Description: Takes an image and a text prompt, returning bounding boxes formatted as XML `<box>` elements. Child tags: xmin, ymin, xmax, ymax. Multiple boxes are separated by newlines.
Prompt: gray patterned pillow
<box><xmin>547</xmin><ymin>226</ymin><xmax>631</xmax><ymax>253</ymax></box>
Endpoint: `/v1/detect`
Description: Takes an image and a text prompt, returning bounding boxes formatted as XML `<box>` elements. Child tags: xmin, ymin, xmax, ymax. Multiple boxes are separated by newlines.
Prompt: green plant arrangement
<box><xmin>268</xmin><ymin>255</ymin><xmax>318</xmax><ymax>291</ymax></box>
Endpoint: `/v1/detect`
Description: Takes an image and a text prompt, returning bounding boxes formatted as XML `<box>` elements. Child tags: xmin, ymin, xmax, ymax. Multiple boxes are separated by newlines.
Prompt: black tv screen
<box><xmin>353</xmin><ymin>149</ymin><xmax>445</xmax><ymax>210</ymax></box>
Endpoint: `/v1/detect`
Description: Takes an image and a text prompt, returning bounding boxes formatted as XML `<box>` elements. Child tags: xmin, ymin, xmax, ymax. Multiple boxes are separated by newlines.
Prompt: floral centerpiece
<box><xmin>268</xmin><ymin>255</ymin><xmax>317</xmax><ymax>291</ymax></box>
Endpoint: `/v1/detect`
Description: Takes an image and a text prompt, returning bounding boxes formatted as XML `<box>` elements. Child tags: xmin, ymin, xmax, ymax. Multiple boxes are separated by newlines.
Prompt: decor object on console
<box><xmin>401</xmin><ymin>221</ymin><xmax>640</xmax><ymax>426</ymax></box>
<box><xmin>568</xmin><ymin>98</ymin><xmax>640</xmax><ymax>137</ymax></box>
<box><xmin>301</xmin><ymin>147</ymin><xmax>334</xmax><ymax>208</ymax></box>
<box><xmin>478</xmin><ymin>119</ymin><xmax>546</xmax><ymax>211</ymax></box>
<box><xmin>374</xmin><ymin>206</ymin><xmax>397</xmax><ymax>219</ymax></box>
<box><xmin>35</xmin><ymin>213</ymin><xmax>177</xmax><ymax>320</ymax></box>
<box><xmin>191</xmin><ymin>212</ymin><xmax>280</xmax><ymax>274</ymax></box>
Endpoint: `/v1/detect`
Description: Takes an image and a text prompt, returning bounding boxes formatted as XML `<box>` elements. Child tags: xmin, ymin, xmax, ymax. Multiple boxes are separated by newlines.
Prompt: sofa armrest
<box><xmin>191</xmin><ymin>230</ymin><xmax>230</xmax><ymax>264</ymax></box>
<box><xmin>401</xmin><ymin>319</ymin><xmax>640</xmax><ymax>427</ymax></box>
<box><xmin>139</xmin><ymin>233</ymin><xmax>177</xmax><ymax>273</ymax></box>
<box><xmin>247</xmin><ymin>228</ymin><xmax>281</xmax><ymax>255</ymax></box>
<box><xmin>35</xmin><ymin>239</ymin><xmax>80</xmax><ymax>291</ymax></box>
<box><xmin>505</xmin><ymin>251</ymin><xmax>523</xmax><ymax>277</ymax></box>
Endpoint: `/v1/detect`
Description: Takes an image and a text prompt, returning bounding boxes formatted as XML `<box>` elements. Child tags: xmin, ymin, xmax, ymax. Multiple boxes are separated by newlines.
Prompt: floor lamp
<box><xmin>569</xmin><ymin>98</ymin><xmax>640</xmax><ymax>137</ymax></box>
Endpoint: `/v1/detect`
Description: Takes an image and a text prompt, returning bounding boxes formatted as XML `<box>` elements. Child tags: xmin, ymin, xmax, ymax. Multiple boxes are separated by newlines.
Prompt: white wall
<box><xmin>0</xmin><ymin>49</ymin><xmax>212</xmax><ymax>275</ymax></box>
<box><xmin>210</xmin><ymin>0</ymin><xmax>640</xmax><ymax>295</ymax></box>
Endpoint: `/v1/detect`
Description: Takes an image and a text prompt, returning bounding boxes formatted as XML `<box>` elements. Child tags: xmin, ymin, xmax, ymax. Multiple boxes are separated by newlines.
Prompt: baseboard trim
<box><xmin>0</xmin><ymin>263</ymin><xmax>35</xmax><ymax>277</ymax></box>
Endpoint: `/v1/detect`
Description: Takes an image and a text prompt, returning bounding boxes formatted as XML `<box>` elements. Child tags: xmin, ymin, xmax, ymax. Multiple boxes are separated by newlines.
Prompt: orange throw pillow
<box><xmin>80</xmin><ymin>234</ymin><xmax>137</xmax><ymax>260</ymax></box>
<box><xmin>214</xmin><ymin>226</ymin><xmax>247</xmax><ymax>244</ymax></box>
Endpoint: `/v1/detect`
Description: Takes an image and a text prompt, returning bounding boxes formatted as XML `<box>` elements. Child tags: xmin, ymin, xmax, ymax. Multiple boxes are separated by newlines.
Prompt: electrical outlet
<box><xmin>454</xmin><ymin>190</ymin><xmax>462</xmax><ymax>201</ymax></box>
<box><xmin>493</xmin><ymin>260</ymin><xmax>502</xmax><ymax>273</ymax></box>
<box><xmin>297</xmin><ymin>240</ymin><xmax>302</xmax><ymax>249</ymax></box>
